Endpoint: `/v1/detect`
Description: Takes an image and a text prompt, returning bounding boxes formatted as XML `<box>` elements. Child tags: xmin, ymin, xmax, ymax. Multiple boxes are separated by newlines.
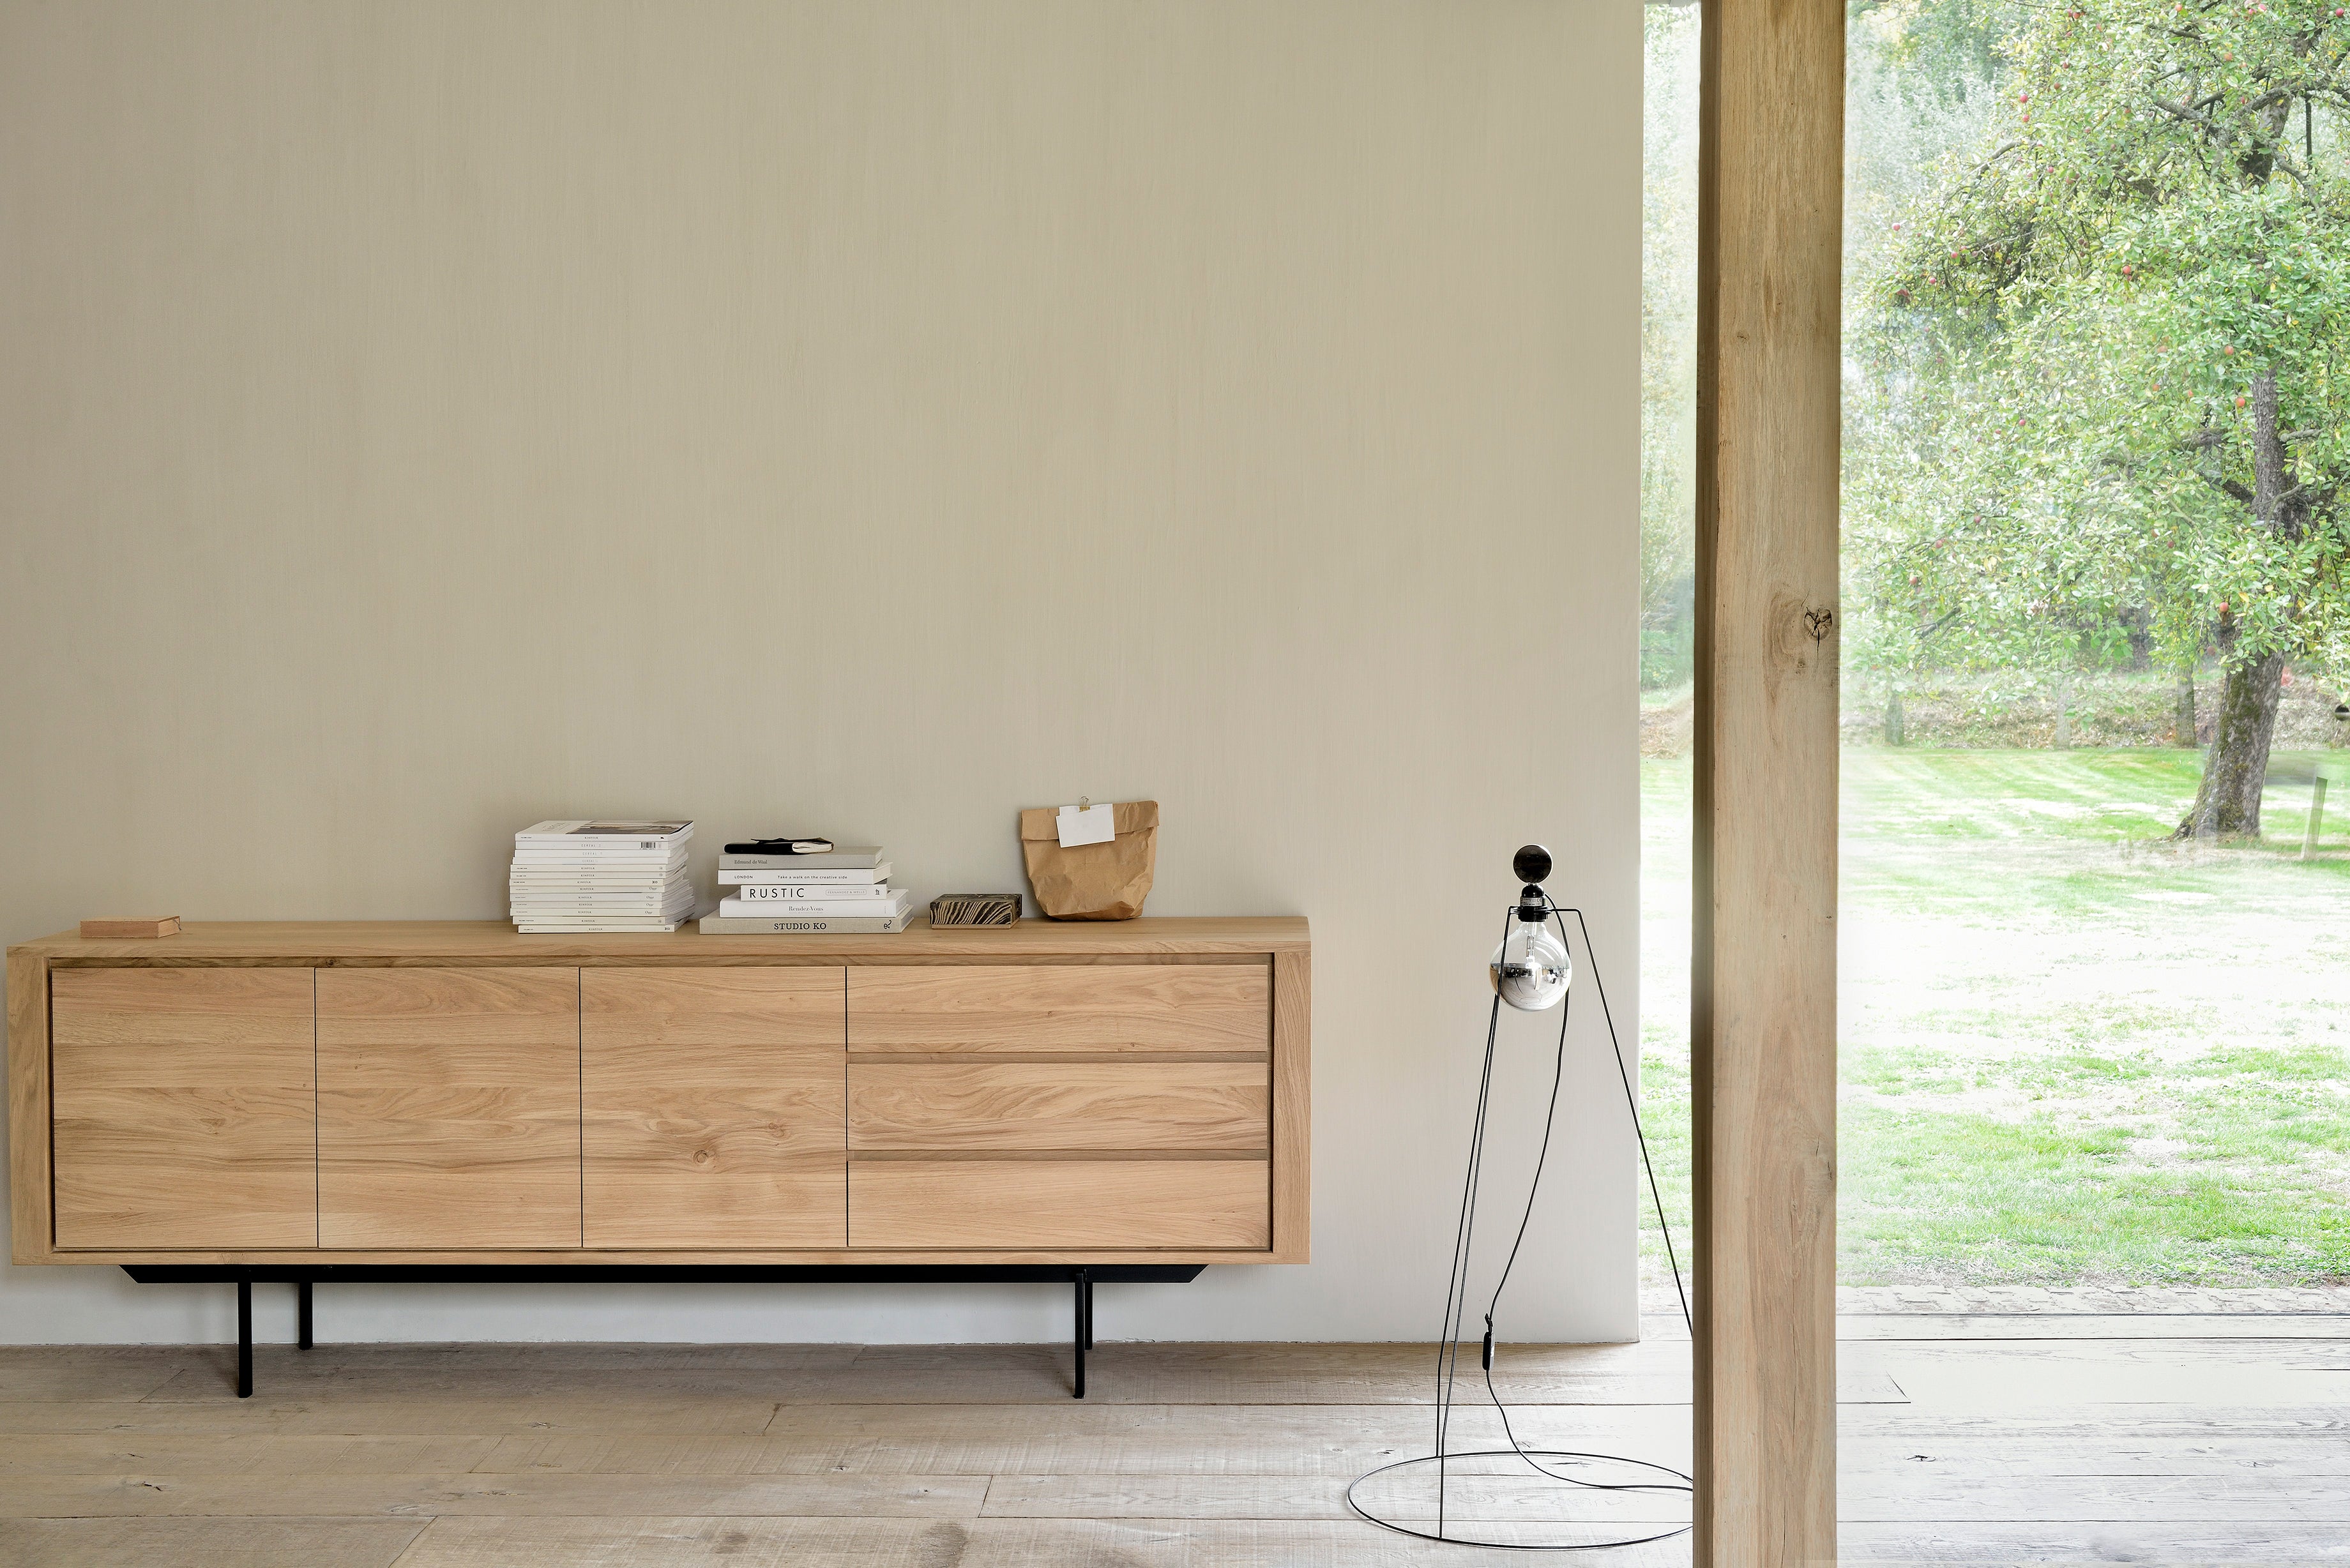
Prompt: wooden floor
<box><xmin>1</xmin><ymin>1300</ymin><xmax>2346</xmax><ymax>1565</ymax></box>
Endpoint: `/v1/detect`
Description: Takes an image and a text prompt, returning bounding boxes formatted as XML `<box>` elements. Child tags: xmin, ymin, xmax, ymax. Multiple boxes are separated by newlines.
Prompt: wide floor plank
<box><xmin>471</xmin><ymin>1403</ymin><xmax>1695</xmax><ymax>1477</ymax></box>
<box><xmin>982</xmin><ymin>1469</ymin><xmax>1694</xmax><ymax>1523</ymax></box>
<box><xmin>0</xmin><ymin>1396</ymin><xmax>784</xmax><ymax>1437</ymax></box>
<box><xmin>1840</xmin><ymin>1313</ymin><xmax>2350</xmax><ymax>1341</ymax></box>
<box><xmin>1849</xmin><ymin>1348</ymin><xmax>2350</xmax><ymax>1410</ymax></box>
<box><xmin>1834</xmin><ymin>1403</ymin><xmax>2350</xmax><ymax>1441</ymax></box>
<box><xmin>0</xmin><ymin>1516</ymin><xmax>427</xmax><ymax>1568</ymax></box>
<box><xmin>137</xmin><ymin>1366</ymin><xmax>828</xmax><ymax>1404</ymax></box>
<box><xmin>260</xmin><ymin>1343</ymin><xmax>863</xmax><ymax>1372</ymax></box>
<box><xmin>1844</xmin><ymin>1336</ymin><xmax>2350</xmax><ymax>1368</ymax></box>
<box><xmin>92</xmin><ymin>1338</ymin><xmax>1895</xmax><ymax>1409</ymax></box>
<box><xmin>387</xmin><ymin>1514</ymin><xmax>1700</xmax><ymax>1567</ymax></box>
<box><xmin>0</xmin><ymin>1433</ymin><xmax>500</xmax><ymax>1476</ymax></box>
<box><xmin>0</xmin><ymin>1350</ymin><xmax>197</xmax><ymax>1403</ymax></box>
<box><xmin>1840</xmin><ymin>1433</ymin><xmax>2350</xmax><ymax>1480</ymax></box>
<box><xmin>126</xmin><ymin>1339</ymin><xmax>1780</xmax><ymax>1406</ymax></box>
<box><xmin>1838</xmin><ymin>1519</ymin><xmax>2350</xmax><ymax>1563</ymax></box>
<box><xmin>0</xmin><ymin>1471</ymin><xmax>985</xmax><ymax>1519</ymax></box>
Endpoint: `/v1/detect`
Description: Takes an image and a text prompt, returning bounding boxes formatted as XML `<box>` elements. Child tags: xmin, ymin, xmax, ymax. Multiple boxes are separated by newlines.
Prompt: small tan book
<box><xmin>80</xmin><ymin>917</ymin><xmax>181</xmax><ymax>939</ymax></box>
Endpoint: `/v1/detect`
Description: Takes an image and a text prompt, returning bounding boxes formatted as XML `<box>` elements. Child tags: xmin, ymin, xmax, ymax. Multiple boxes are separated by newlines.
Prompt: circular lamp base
<box><xmin>1347</xmin><ymin>1448</ymin><xmax>1693</xmax><ymax>1552</ymax></box>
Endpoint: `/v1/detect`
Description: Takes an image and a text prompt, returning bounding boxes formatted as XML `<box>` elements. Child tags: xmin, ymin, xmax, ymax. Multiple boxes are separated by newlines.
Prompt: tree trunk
<box><xmin>1885</xmin><ymin>685</ymin><xmax>1904</xmax><ymax>746</ymax></box>
<box><xmin>2176</xmin><ymin>368</ymin><xmax>2294</xmax><ymax>838</ymax></box>
<box><xmin>2176</xmin><ymin>651</ymin><xmax>2284</xmax><ymax>837</ymax></box>
<box><xmin>2172</xmin><ymin>670</ymin><xmax>2197</xmax><ymax>746</ymax></box>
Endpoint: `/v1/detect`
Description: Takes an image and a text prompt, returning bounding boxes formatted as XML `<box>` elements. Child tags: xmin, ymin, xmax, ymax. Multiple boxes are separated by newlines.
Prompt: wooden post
<box><xmin>2304</xmin><ymin>776</ymin><xmax>2328</xmax><ymax>861</ymax></box>
<box><xmin>1693</xmin><ymin>0</ymin><xmax>1844</xmax><ymax>1555</ymax></box>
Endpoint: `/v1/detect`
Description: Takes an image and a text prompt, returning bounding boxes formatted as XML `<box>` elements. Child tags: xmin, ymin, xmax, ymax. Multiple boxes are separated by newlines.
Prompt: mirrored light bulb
<box><xmin>1490</xmin><ymin>919</ymin><xmax>1572</xmax><ymax>1011</ymax></box>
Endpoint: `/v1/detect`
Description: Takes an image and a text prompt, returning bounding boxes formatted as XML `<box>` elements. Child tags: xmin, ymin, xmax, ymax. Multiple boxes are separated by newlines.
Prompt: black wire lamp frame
<box><xmin>1347</xmin><ymin>847</ymin><xmax>1695</xmax><ymax>1551</ymax></box>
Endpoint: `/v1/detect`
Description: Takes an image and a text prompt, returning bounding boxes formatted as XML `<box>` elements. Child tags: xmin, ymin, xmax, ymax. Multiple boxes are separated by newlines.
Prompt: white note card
<box><xmin>1057</xmin><ymin>803</ymin><xmax>1117</xmax><ymax>848</ymax></box>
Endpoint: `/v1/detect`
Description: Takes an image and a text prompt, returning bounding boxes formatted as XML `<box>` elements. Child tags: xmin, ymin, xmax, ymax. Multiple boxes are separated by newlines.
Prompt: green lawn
<box><xmin>1639</xmin><ymin>747</ymin><xmax>2350</xmax><ymax>1287</ymax></box>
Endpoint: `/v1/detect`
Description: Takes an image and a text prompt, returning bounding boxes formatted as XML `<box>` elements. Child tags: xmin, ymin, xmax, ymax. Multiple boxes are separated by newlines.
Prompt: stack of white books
<box><xmin>510</xmin><ymin>820</ymin><xmax>696</xmax><ymax>933</ymax></box>
<box><xmin>701</xmin><ymin>845</ymin><xmax>911</xmax><ymax>933</ymax></box>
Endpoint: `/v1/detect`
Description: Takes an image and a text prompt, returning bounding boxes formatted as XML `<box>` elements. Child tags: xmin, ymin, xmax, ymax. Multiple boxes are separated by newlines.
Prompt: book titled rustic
<box><xmin>725</xmin><ymin>881</ymin><xmax>897</xmax><ymax>901</ymax></box>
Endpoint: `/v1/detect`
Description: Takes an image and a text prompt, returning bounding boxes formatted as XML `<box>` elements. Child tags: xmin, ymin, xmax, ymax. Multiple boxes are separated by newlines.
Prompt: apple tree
<box><xmin>1852</xmin><ymin>0</ymin><xmax>2350</xmax><ymax>834</ymax></box>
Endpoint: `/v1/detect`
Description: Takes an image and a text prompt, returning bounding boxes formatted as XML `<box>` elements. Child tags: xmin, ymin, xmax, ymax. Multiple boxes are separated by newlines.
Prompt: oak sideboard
<box><xmin>6</xmin><ymin>917</ymin><xmax>1308</xmax><ymax>1394</ymax></box>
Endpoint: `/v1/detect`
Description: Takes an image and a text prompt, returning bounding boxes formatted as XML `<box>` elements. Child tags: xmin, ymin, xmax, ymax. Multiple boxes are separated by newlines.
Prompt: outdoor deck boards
<box><xmin>0</xmin><ymin>1300</ymin><xmax>2342</xmax><ymax>1565</ymax></box>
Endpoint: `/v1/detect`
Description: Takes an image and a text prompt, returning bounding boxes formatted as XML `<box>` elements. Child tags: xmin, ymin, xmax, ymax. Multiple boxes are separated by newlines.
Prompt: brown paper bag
<box><xmin>1018</xmin><ymin>801</ymin><xmax>1158</xmax><ymax>920</ymax></box>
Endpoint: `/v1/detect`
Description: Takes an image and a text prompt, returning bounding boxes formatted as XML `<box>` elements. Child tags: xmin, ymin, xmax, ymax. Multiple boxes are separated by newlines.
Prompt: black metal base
<box><xmin>127</xmin><ymin>1263</ymin><xmax>1201</xmax><ymax>1401</ymax></box>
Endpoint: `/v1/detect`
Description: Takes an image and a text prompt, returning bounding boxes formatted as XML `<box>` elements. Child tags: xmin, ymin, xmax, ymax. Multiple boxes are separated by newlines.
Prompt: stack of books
<box><xmin>510</xmin><ymin>820</ymin><xmax>697</xmax><ymax>933</ymax></box>
<box><xmin>701</xmin><ymin>843</ymin><xmax>911</xmax><ymax>933</ymax></box>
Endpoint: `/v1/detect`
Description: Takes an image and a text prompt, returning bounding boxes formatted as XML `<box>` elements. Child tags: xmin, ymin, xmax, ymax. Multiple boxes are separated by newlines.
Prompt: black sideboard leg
<box><xmin>1072</xmin><ymin>1270</ymin><xmax>1088</xmax><ymax>1399</ymax></box>
<box><xmin>297</xmin><ymin>1282</ymin><xmax>312</xmax><ymax>1350</ymax></box>
<box><xmin>1082</xmin><ymin>1273</ymin><xmax>1095</xmax><ymax>1351</ymax></box>
<box><xmin>236</xmin><ymin>1282</ymin><xmax>253</xmax><ymax>1398</ymax></box>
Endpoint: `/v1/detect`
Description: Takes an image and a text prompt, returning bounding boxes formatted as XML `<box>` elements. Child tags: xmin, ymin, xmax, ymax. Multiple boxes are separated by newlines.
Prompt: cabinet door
<box><xmin>317</xmin><ymin>968</ymin><xmax>579</xmax><ymax>1249</ymax></box>
<box><xmin>51</xmin><ymin>969</ymin><xmax>317</xmax><ymax>1250</ymax></box>
<box><xmin>582</xmin><ymin>968</ymin><xmax>845</xmax><ymax>1248</ymax></box>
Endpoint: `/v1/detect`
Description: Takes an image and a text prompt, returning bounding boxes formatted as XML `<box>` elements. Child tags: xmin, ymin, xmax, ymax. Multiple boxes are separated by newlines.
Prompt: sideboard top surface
<box><xmin>13</xmin><ymin>915</ymin><xmax>1310</xmax><ymax>965</ymax></box>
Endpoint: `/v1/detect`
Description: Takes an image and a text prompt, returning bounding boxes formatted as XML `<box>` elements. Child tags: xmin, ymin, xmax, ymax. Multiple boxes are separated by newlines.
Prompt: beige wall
<box><xmin>0</xmin><ymin>0</ymin><xmax>1642</xmax><ymax>1343</ymax></box>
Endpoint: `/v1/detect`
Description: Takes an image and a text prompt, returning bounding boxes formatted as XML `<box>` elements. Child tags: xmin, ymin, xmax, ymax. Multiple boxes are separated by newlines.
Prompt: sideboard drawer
<box><xmin>51</xmin><ymin>969</ymin><xmax>317</xmax><ymax>1250</ymax></box>
<box><xmin>582</xmin><ymin>969</ymin><xmax>846</xmax><ymax>1248</ymax></box>
<box><xmin>317</xmin><ymin>968</ymin><xmax>580</xmax><ymax>1249</ymax></box>
<box><xmin>848</xmin><ymin>1061</ymin><xmax>1268</xmax><ymax>1152</ymax></box>
<box><xmin>847</xmin><ymin>964</ymin><xmax>1270</xmax><ymax>1054</ymax></box>
<box><xmin>850</xmin><ymin>1158</ymin><xmax>1270</xmax><ymax>1249</ymax></box>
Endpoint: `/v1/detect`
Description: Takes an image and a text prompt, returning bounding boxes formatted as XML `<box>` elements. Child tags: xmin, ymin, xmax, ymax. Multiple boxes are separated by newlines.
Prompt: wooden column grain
<box><xmin>1694</xmin><ymin>0</ymin><xmax>1844</xmax><ymax>1557</ymax></box>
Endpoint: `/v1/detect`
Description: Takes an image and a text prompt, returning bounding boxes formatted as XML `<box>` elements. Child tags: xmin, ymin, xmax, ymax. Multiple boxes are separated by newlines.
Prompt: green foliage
<box><xmin>1849</xmin><ymin>0</ymin><xmax>2350</xmax><ymax>694</ymax></box>
<box><xmin>1852</xmin><ymin>0</ymin><xmax>2018</xmax><ymax>86</ymax></box>
<box><xmin>1641</xmin><ymin>4</ymin><xmax>1700</xmax><ymax>690</ymax></box>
